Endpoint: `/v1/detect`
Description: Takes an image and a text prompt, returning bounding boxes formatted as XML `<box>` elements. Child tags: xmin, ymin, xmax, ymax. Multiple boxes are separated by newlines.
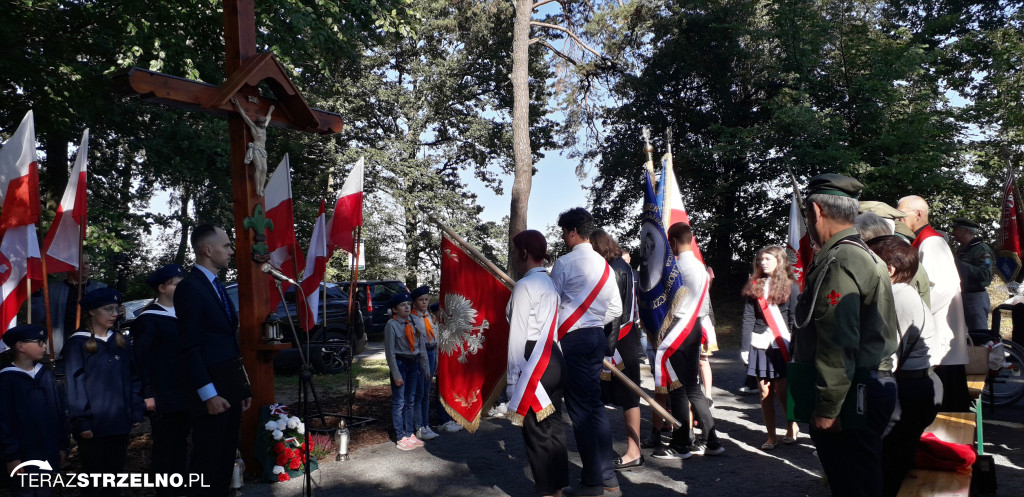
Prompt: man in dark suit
<box><xmin>175</xmin><ymin>224</ymin><xmax>252</xmax><ymax>496</ymax></box>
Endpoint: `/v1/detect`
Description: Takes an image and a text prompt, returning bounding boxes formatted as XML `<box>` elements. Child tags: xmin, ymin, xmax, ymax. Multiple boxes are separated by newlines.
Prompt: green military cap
<box><xmin>859</xmin><ymin>201</ymin><xmax>906</xmax><ymax>219</ymax></box>
<box><xmin>894</xmin><ymin>221</ymin><xmax>917</xmax><ymax>241</ymax></box>
<box><xmin>805</xmin><ymin>173</ymin><xmax>864</xmax><ymax>199</ymax></box>
<box><xmin>951</xmin><ymin>218</ymin><xmax>982</xmax><ymax>230</ymax></box>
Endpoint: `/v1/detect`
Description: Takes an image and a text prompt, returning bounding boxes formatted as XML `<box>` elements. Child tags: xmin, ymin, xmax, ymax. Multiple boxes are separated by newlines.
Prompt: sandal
<box><xmin>761</xmin><ymin>441</ymin><xmax>778</xmax><ymax>450</ymax></box>
<box><xmin>783</xmin><ymin>431</ymin><xmax>799</xmax><ymax>444</ymax></box>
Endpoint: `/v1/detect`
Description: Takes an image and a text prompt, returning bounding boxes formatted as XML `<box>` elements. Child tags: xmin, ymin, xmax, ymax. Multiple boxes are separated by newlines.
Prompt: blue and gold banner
<box><xmin>638</xmin><ymin>170</ymin><xmax>684</xmax><ymax>340</ymax></box>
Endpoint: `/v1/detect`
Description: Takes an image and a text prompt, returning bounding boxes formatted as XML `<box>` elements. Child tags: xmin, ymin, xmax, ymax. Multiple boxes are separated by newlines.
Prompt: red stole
<box><xmin>912</xmin><ymin>225</ymin><xmax>943</xmax><ymax>249</ymax></box>
<box><xmin>756</xmin><ymin>295</ymin><xmax>792</xmax><ymax>361</ymax></box>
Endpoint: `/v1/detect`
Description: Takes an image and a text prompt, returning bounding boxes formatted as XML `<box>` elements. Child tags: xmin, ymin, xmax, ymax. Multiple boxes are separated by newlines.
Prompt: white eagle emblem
<box><xmin>438</xmin><ymin>293</ymin><xmax>488</xmax><ymax>363</ymax></box>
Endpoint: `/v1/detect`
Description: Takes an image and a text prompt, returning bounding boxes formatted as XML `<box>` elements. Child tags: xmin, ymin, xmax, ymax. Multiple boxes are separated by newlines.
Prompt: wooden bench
<box><xmin>896</xmin><ymin>412</ymin><xmax>976</xmax><ymax>497</ymax></box>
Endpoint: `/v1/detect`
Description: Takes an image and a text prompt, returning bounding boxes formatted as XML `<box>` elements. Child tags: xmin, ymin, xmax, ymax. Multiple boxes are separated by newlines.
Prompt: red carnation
<box><xmin>278</xmin><ymin>473</ymin><xmax>290</xmax><ymax>482</ymax></box>
<box><xmin>289</xmin><ymin>457</ymin><xmax>301</xmax><ymax>470</ymax></box>
<box><xmin>276</xmin><ymin>453</ymin><xmax>290</xmax><ymax>466</ymax></box>
<box><xmin>273</xmin><ymin>442</ymin><xmax>286</xmax><ymax>454</ymax></box>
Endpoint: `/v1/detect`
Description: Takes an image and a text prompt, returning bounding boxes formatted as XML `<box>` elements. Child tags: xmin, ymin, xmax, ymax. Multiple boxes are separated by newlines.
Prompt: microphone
<box><xmin>261</xmin><ymin>263</ymin><xmax>298</xmax><ymax>285</ymax></box>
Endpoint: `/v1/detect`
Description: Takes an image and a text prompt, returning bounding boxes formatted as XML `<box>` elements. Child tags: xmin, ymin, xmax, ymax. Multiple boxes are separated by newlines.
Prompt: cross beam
<box><xmin>116</xmin><ymin>0</ymin><xmax>342</xmax><ymax>470</ymax></box>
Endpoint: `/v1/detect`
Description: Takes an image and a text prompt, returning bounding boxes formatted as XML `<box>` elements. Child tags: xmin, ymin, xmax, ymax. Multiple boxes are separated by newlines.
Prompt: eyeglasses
<box><xmin>19</xmin><ymin>339</ymin><xmax>46</xmax><ymax>347</ymax></box>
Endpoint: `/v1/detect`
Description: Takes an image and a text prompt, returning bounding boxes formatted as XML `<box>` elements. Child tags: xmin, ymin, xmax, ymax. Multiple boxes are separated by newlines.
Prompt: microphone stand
<box><xmin>272</xmin><ymin>280</ymin><xmax>323</xmax><ymax>497</ymax></box>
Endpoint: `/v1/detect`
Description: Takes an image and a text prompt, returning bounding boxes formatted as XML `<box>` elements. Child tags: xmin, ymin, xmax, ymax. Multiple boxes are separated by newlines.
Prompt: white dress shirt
<box><xmin>917</xmin><ymin>234</ymin><xmax>968</xmax><ymax>365</ymax></box>
<box><xmin>506</xmin><ymin>267</ymin><xmax>559</xmax><ymax>389</ymax></box>
<box><xmin>672</xmin><ymin>251</ymin><xmax>709</xmax><ymax>323</ymax></box>
<box><xmin>550</xmin><ymin>242</ymin><xmax>622</xmax><ymax>333</ymax></box>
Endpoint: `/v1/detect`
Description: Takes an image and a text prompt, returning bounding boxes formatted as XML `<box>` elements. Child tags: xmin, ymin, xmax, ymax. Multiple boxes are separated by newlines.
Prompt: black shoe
<box><xmin>614</xmin><ymin>454</ymin><xmax>645</xmax><ymax>470</ymax></box>
<box><xmin>652</xmin><ymin>446</ymin><xmax>692</xmax><ymax>460</ymax></box>
<box><xmin>562</xmin><ymin>485</ymin><xmax>604</xmax><ymax>496</ymax></box>
<box><xmin>704</xmin><ymin>442</ymin><xmax>725</xmax><ymax>456</ymax></box>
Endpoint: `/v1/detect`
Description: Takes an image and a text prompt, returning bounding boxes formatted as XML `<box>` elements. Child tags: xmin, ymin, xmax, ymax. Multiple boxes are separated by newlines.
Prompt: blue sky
<box><xmin>470</xmin><ymin>151</ymin><xmax>590</xmax><ymax>231</ymax></box>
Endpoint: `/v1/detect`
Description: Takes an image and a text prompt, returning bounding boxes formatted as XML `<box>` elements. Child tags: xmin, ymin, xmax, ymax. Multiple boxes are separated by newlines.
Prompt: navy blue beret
<box><xmin>3</xmin><ymin>323</ymin><xmax>46</xmax><ymax>347</ymax></box>
<box><xmin>388</xmin><ymin>292</ymin><xmax>411</xmax><ymax>310</ymax></box>
<box><xmin>410</xmin><ymin>286</ymin><xmax>430</xmax><ymax>300</ymax></box>
<box><xmin>146</xmin><ymin>264</ymin><xmax>185</xmax><ymax>289</ymax></box>
<box><xmin>428</xmin><ymin>302</ymin><xmax>439</xmax><ymax>313</ymax></box>
<box><xmin>80</xmin><ymin>287</ymin><xmax>122</xmax><ymax>311</ymax></box>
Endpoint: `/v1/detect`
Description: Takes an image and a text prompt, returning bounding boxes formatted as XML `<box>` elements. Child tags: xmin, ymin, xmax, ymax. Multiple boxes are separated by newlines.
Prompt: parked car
<box><xmin>227</xmin><ymin>282</ymin><xmax>367</xmax><ymax>374</ymax></box>
<box><xmin>119</xmin><ymin>284</ymin><xmax>366</xmax><ymax>375</ymax></box>
<box><xmin>334</xmin><ymin>280</ymin><xmax>409</xmax><ymax>340</ymax></box>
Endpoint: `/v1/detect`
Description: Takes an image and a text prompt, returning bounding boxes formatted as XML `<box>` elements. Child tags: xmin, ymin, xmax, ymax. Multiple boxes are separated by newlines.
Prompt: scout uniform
<box><xmin>0</xmin><ymin>324</ymin><xmax>68</xmax><ymax>496</ymax></box>
<box><xmin>409</xmin><ymin>285</ymin><xmax>440</xmax><ymax>440</ymax></box>
<box><xmin>792</xmin><ymin>174</ymin><xmax>899</xmax><ymax>497</ymax></box>
<box><xmin>953</xmin><ymin>218</ymin><xmax>996</xmax><ymax>331</ymax></box>
<box><xmin>383</xmin><ymin>292</ymin><xmax>428</xmax><ymax>450</ymax></box>
<box><xmin>132</xmin><ymin>264</ymin><xmax>191</xmax><ymax>497</ymax></box>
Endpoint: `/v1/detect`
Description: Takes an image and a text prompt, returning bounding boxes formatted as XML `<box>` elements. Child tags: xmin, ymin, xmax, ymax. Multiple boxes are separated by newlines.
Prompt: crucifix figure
<box><xmin>231</xmin><ymin>97</ymin><xmax>273</xmax><ymax>196</ymax></box>
<box><xmin>117</xmin><ymin>0</ymin><xmax>343</xmax><ymax>471</ymax></box>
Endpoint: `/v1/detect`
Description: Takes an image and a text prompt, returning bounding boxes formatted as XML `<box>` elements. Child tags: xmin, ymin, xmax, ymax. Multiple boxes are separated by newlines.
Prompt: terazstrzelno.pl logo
<box><xmin>11</xmin><ymin>461</ymin><xmax>210</xmax><ymax>490</ymax></box>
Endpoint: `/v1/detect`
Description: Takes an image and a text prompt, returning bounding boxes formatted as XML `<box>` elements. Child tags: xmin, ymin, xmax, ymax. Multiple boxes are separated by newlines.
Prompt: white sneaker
<box><xmin>439</xmin><ymin>420</ymin><xmax>464</xmax><ymax>432</ymax></box>
<box><xmin>486</xmin><ymin>402</ymin><xmax>508</xmax><ymax>418</ymax></box>
<box><xmin>417</xmin><ymin>426</ymin><xmax>439</xmax><ymax>440</ymax></box>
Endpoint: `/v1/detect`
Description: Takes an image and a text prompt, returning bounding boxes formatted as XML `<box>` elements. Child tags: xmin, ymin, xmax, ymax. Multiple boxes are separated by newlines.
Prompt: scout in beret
<box><xmin>65</xmin><ymin>287</ymin><xmax>143</xmax><ymax>478</ymax></box>
<box><xmin>383</xmin><ymin>290</ymin><xmax>428</xmax><ymax>450</ymax></box>
<box><xmin>408</xmin><ymin>286</ymin><xmax>440</xmax><ymax>440</ymax></box>
<box><xmin>134</xmin><ymin>263</ymin><xmax>191</xmax><ymax>481</ymax></box>
<box><xmin>792</xmin><ymin>173</ymin><xmax>899</xmax><ymax>496</ymax></box>
<box><xmin>951</xmin><ymin>218</ymin><xmax>996</xmax><ymax>331</ymax></box>
<box><xmin>0</xmin><ymin>323</ymin><xmax>69</xmax><ymax>488</ymax></box>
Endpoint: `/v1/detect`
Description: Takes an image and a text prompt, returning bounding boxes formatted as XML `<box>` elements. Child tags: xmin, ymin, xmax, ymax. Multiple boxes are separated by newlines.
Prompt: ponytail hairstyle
<box><xmin>740</xmin><ymin>245</ymin><xmax>796</xmax><ymax>305</ymax></box>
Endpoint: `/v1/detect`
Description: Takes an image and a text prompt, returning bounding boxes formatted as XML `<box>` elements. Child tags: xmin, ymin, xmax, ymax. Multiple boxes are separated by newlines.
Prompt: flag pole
<box><xmin>421</xmin><ymin>209</ymin><xmax>682</xmax><ymax>429</ymax></box>
<box><xmin>642</xmin><ymin>126</ymin><xmax>656</xmax><ymax>179</ymax></box>
<box><xmin>345</xmin><ymin>224</ymin><xmax>362</xmax><ymax>419</ymax></box>
<box><xmin>39</xmin><ymin>233</ymin><xmax>55</xmax><ymax>360</ymax></box>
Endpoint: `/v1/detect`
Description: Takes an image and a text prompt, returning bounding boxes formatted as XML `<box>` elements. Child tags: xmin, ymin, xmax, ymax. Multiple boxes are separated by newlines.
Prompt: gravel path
<box><xmin>245</xmin><ymin>348</ymin><xmax>1024</xmax><ymax>496</ymax></box>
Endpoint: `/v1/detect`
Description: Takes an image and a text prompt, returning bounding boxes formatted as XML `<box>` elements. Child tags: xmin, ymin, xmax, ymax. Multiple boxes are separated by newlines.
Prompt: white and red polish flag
<box><xmin>264</xmin><ymin>154</ymin><xmax>304</xmax><ymax>308</ymax></box>
<box><xmin>297</xmin><ymin>201</ymin><xmax>329</xmax><ymax>332</ymax></box>
<box><xmin>328</xmin><ymin>157</ymin><xmax>363</xmax><ymax>254</ymax></box>
<box><xmin>659</xmin><ymin>153</ymin><xmax>703</xmax><ymax>263</ymax></box>
<box><xmin>787</xmin><ymin>192</ymin><xmax>813</xmax><ymax>290</ymax></box>
<box><xmin>0</xmin><ymin>110</ymin><xmax>43</xmax><ymax>339</ymax></box>
<box><xmin>43</xmin><ymin>128</ymin><xmax>89</xmax><ymax>274</ymax></box>
<box><xmin>0</xmin><ymin>111</ymin><xmax>41</xmax><ymax>234</ymax></box>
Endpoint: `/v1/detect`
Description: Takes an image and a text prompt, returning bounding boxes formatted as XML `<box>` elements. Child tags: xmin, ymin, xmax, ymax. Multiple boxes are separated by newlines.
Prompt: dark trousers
<box><xmin>522</xmin><ymin>345</ymin><xmax>569</xmax><ymax>495</ymax></box>
<box><xmin>561</xmin><ymin>327</ymin><xmax>616</xmax><ymax>488</ymax></box>
<box><xmin>188</xmin><ymin>402</ymin><xmax>241</xmax><ymax>497</ymax></box>
<box><xmin>934</xmin><ymin>364</ymin><xmax>970</xmax><ymax>411</ymax></box>
<box><xmin>811</xmin><ymin>376</ymin><xmax>897</xmax><ymax>497</ymax></box>
<box><xmin>882</xmin><ymin>373</ymin><xmax>939</xmax><ymax>497</ymax></box>
<box><xmin>7</xmin><ymin>474</ymin><xmax>56</xmax><ymax>497</ymax></box>
<box><xmin>76</xmin><ymin>433</ymin><xmax>130</xmax><ymax>497</ymax></box>
<box><xmin>668</xmin><ymin>336</ymin><xmax>718</xmax><ymax>449</ymax></box>
<box><xmin>151</xmin><ymin>410</ymin><xmax>192</xmax><ymax>497</ymax></box>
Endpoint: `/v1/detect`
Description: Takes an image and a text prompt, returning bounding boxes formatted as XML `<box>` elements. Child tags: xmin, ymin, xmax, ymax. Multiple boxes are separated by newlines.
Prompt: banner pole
<box><xmin>421</xmin><ymin>209</ymin><xmax>682</xmax><ymax>429</ymax></box>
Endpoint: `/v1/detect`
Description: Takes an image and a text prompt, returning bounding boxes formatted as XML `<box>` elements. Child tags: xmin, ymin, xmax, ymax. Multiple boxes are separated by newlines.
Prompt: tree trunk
<box><xmin>404</xmin><ymin>204</ymin><xmax>419</xmax><ymax>289</ymax></box>
<box><xmin>174</xmin><ymin>187</ymin><xmax>193</xmax><ymax>264</ymax></box>
<box><xmin>508</xmin><ymin>0</ymin><xmax>533</xmax><ymax>269</ymax></box>
<box><xmin>42</xmin><ymin>133</ymin><xmax>70</xmax><ymax>213</ymax></box>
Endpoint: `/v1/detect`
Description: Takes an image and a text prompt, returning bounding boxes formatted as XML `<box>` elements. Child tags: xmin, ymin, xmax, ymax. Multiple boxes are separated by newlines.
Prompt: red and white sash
<box><xmin>557</xmin><ymin>262</ymin><xmax>611</xmax><ymax>340</ymax></box>
<box><xmin>654</xmin><ymin>277</ymin><xmax>709</xmax><ymax>392</ymax></box>
<box><xmin>756</xmin><ymin>295</ymin><xmax>792</xmax><ymax>361</ymax></box>
<box><xmin>912</xmin><ymin>225</ymin><xmax>943</xmax><ymax>249</ymax></box>
<box><xmin>508</xmin><ymin>308</ymin><xmax>558</xmax><ymax>426</ymax></box>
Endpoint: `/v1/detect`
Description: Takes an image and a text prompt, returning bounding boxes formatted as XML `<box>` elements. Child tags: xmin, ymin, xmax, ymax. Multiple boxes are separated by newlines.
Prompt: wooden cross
<box><xmin>116</xmin><ymin>0</ymin><xmax>342</xmax><ymax>465</ymax></box>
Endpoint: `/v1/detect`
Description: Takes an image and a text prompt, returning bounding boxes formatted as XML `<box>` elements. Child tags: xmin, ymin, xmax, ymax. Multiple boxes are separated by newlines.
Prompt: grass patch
<box><xmin>274</xmin><ymin>359</ymin><xmax>391</xmax><ymax>404</ymax></box>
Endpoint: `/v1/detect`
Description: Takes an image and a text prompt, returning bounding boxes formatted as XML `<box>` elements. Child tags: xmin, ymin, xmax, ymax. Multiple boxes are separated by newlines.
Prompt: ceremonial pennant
<box><xmin>658</xmin><ymin>152</ymin><xmax>703</xmax><ymax>263</ymax></box>
<box><xmin>329</xmin><ymin>157</ymin><xmax>364</xmax><ymax>254</ymax></box>
<box><xmin>43</xmin><ymin>128</ymin><xmax>88</xmax><ymax>274</ymax></box>
<box><xmin>787</xmin><ymin>192</ymin><xmax>813</xmax><ymax>290</ymax></box>
<box><xmin>296</xmin><ymin>201</ymin><xmax>329</xmax><ymax>332</ymax></box>
<box><xmin>437</xmin><ymin>235</ymin><xmax>511</xmax><ymax>432</ymax></box>
<box><xmin>264</xmin><ymin>154</ymin><xmax>304</xmax><ymax>309</ymax></box>
<box><xmin>638</xmin><ymin>169</ymin><xmax>685</xmax><ymax>342</ymax></box>
<box><xmin>0</xmin><ymin>111</ymin><xmax>41</xmax><ymax>235</ymax></box>
<box><xmin>998</xmin><ymin>170</ymin><xmax>1023</xmax><ymax>282</ymax></box>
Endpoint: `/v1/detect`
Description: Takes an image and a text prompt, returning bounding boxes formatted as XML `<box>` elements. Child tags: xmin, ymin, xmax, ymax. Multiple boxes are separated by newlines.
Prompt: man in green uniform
<box><xmin>951</xmin><ymin>218</ymin><xmax>996</xmax><ymax>331</ymax></box>
<box><xmin>857</xmin><ymin>201</ymin><xmax>931</xmax><ymax>307</ymax></box>
<box><xmin>792</xmin><ymin>174</ymin><xmax>899</xmax><ymax>497</ymax></box>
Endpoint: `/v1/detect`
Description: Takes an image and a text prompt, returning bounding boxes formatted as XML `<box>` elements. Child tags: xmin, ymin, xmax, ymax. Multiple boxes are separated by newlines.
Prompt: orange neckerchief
<box><xmin>393</xmin><ymin>315</ymin><xmax>415</xmax><ymax>350</ymax></box>
<box><xmin>412</xmin><ymin>310</ymin><xmax>435</xmax><ymax>341</ymax></box>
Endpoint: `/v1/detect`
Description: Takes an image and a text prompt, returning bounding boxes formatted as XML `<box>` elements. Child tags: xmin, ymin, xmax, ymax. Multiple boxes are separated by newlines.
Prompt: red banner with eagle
<box><xmin>437</xmin><ymin>235</ymin><xmax>511</xmax><ymax>432</ymax></box>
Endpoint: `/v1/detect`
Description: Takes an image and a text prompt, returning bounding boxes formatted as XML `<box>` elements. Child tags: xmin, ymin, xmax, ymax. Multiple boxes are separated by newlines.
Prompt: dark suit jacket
<box><xmin>174</xmin><ymin>268</ymin><xmax>249</xmax><ymax>409</ymax></box>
